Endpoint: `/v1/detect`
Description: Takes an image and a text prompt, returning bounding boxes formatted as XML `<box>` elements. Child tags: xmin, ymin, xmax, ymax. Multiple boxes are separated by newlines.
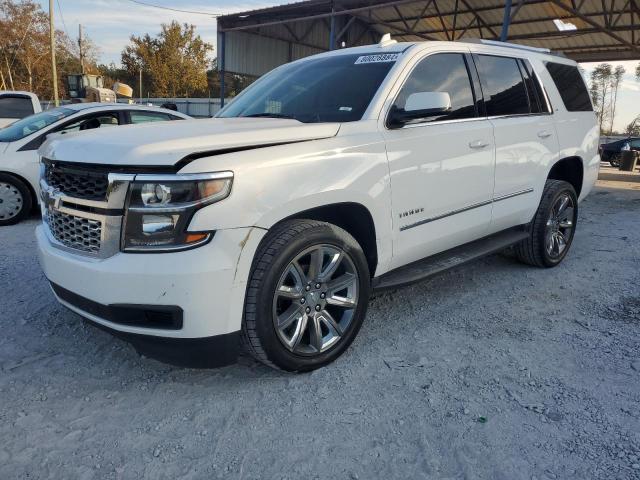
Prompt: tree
<box><xmin>590</xmin><ymin>63</ymin><xmax>613</xmax><ymax>135</ymax></box>
<box><xmin>626</xmin><ymin>116</ymin><xmax>640</xmax><ymax>136</ymax></box>
<box><xmin>122</xmin><ymin>21</ymin><xmax>212</xmax><ymax>98</ymax></box>
<box><xmin>0</xmin><ymin>0</ymin><xmax>99</xmax><ymax>99</ymax></box>
<box><xmin>609</xmin><ymin>65</ymin><xmax>625</xmax><ymax>134</ymax></box>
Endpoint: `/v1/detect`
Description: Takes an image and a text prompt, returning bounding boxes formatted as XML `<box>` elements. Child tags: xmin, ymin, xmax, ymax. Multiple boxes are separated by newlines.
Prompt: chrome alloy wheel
<box><xmin>0</xmin><ymin>182</ymin><xmax>24</xmax><ymax>220</ymax></box>
<box><xmin>272</xmin><ymin>244</ymin><xmax>359</xmax><ymax>355</ymax></box>
<box><xmin>545</xmin><ymin>192</ymin><xmax>575</xmax><ymax>259</ymax></box>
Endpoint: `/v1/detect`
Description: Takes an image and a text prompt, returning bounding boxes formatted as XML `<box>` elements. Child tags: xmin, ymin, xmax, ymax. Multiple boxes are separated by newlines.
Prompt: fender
<box><xmin>181</xmin><ymin>133</ymin><xmax>395</xmax><ymax>276</ymax></box>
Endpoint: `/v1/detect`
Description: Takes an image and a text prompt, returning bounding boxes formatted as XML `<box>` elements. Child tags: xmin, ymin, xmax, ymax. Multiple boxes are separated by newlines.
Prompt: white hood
<box><xmin>39</xmin><ymin>117</ymin><xmax>341</xmax><ymax>167</ymax></box>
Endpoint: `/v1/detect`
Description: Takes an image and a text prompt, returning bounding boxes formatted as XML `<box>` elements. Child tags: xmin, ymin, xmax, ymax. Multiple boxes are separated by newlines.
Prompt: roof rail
<box><xmin>459</xmin><ymin>39</ymin><xmax>551</xmax><ymax>54</ymax></box>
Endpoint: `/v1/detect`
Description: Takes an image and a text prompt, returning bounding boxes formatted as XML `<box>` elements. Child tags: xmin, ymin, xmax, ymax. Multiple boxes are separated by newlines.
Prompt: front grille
<box><xmin>46</xmin><ymin>209</ymin><xmax>102</xmax><ymax>253</ymax></box>
<box><xmin>44</xmin><ymin>161</ymin><xmax>109</xmax><ymax>201</ymax></box>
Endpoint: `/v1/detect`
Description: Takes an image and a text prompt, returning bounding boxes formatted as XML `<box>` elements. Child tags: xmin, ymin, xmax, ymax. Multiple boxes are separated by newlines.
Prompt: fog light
<box><xmin>142</xmin><ymin>214</ymin><xmax>177</xmax><ymax>235</ymax></box>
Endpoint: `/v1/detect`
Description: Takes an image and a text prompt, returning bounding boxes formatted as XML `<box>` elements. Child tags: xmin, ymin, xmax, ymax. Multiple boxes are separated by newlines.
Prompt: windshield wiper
<box><xmin>243</xmin><ymin>113</ymin><xmax>296</xmax><ymax>120</ymax></box>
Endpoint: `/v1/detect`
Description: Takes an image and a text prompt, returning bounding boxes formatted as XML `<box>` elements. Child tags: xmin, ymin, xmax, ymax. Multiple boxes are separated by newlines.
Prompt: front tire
<box><xmin>609</xmin><ymin>154</ymin><xmax>621</xmax><ymax>168</ymax></box>
<box><xmin>242</xmin><ymin>220</ymin><xmax>371</xmax><ymax>372</ymax></box>
<box><xmin>516</xmin><ymin>179</ymin><xmax>578</xmax><ymax>268</ymax></box>
<box><xmin>0</xmin><ymin>173</ymin><xmax>33</xmax><ymax>226</ymax></box>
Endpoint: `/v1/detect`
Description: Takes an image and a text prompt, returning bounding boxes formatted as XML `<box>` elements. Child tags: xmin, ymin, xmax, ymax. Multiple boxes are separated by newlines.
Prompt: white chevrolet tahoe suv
<box><xmin>36</xmin><ymin>39</ymin><xmax>599</xmax><ymax>371</ymax></box>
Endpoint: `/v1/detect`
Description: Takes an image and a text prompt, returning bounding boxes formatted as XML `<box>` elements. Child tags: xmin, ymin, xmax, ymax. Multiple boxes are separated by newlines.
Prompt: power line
<box><xmin>124</xmin><ymin>0</ymin><xmax>222</xmax><ymax>16</ymax></box>
<box><xmin>56</xmin><ymin>0</ymin><xmax>70</xmax><ymax>39</ymax></box>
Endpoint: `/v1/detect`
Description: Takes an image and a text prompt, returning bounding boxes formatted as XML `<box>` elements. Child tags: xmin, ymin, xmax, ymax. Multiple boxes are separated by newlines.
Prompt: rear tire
<box><xmin>0</xmin><ymin>173</ymin><xmax>32</xmax><ymax>226</ymax></box>
<box><xmin>516</xmin><ymin>179</ymin><xmax>578</xmax><ymax>268</ymax></box>
<box><xmin>242</xmin><ymin>219</ymin><xmax>371</xmax><ymax>372</ymax></box>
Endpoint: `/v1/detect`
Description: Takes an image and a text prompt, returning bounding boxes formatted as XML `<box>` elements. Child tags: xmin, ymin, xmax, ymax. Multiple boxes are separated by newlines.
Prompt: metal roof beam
<box><xmin>410</xmin><ymin>0</ymin><xmax>434</xmax><ymax>32</ymax></box>
<box><xmin>566</xmin><ymin>50</ymin><xmax>640</xmax><ymax>61</ymax></box>
<box><xmin>352</xmin><ymin>11</ymin><xmax>438</xmax><ymax>40</ymax></box>
<box><xmin>433</xmin><ymin>1</ymin><xmax>451</xmax><ymax>41</ymax></box>
<box><xmin>377</xmin><ymin>8</ymin><xmax>635</xmax><ymax>32</ymax></box>
<box><xmin>336</xmin><ymin>15</ymin><xmax>357</xmax><ymax>41</ymax></box>
<box><xmin>407</xmin><ymin>23</ymin><xmax>638</xmax><ymax>40</ymax></box>
<box><xmin>546</xmin><ymin>0</ymin><xmax>639</xmax><ymax>52</ymax></box>
<box><xmin>458</xmin><ymin>0</ymin><xmax>500</xmax><ymax>39</ymax></box>
<box><xmin>219</xmin><ymin>0</ymin><xmax>426</xmax><ymax>32</ymax></box>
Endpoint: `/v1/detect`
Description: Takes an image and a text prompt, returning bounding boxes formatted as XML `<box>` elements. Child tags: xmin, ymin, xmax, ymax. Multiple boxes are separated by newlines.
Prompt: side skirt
<box><xmin>372</xmin><ymin>225</ymin><xmax>529</xmax><ymax>291</ymax></box>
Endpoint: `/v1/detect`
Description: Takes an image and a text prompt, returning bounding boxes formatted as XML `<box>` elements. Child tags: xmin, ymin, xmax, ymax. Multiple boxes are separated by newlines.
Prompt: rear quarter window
<box><xmin>545</xmin><ymin>62</ymin><xmax>593</xmax><ymax>112</ymax></box>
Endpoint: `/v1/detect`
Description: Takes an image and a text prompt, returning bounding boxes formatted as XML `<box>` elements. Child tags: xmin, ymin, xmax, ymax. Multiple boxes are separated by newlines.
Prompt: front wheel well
<box><xmin>547</xmin><ymin>157</ymin><xmax>584</xmax><ymax>197</ymax></box>
<box><xmin>278</xmin><ymin>202</ymin><xmax>378</xmax><ymax>276</ymax></box>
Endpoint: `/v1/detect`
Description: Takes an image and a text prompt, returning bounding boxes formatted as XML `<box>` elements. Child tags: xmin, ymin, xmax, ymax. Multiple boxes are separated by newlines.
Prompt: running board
<box><xmin>372</xmin><ymin>226</ymin><xmax>529</xmax><ymax>291</ymax></box>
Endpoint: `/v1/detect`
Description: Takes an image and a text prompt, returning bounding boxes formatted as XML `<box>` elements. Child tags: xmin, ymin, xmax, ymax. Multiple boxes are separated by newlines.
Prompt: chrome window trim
<box><xmin>397</xmin><ymin>115</ymin><xmax>488</xmax><ymax>129</ymax></box>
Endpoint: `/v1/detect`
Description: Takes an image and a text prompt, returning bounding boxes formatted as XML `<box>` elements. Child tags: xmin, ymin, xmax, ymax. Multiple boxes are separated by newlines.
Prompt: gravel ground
<box><xmin>1</xmin><ymin>169</ymin><xmax>639</xmax><ymax>480</ymax></box>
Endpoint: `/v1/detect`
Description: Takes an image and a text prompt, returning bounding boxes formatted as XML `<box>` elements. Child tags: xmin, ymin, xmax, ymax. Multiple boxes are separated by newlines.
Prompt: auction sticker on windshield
<box><xmin>355</xmin><ymin>53</ymin><xmax>400</xmax><ymax>64</ymax></box>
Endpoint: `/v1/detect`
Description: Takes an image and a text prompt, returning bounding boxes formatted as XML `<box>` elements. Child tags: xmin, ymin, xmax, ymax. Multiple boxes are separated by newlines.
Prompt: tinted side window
<box><xmin>56</xmin><ymin>112</ymin><xmax>121</xmax><ymax>134</ymax></box>
<box><xmin>0</xmin><ymin>96</ymin><xmax>35</xmax><ymax>119</ymax></box>
<box><xmin>476</xmin><ymin>55</ymin><xmax>530</xmax><ymax>116</ymax></box>
<box><xmin>518</xmin><ymin>60</ymin><xmax>541</xmax><ymax>114</ymax></box>
<box><xmin>130</xmin><ymin>111</ymin><xmax>173</xmax><ymax>123</ymax></box>
<box><xmin>545</xmin><ymin>62</ymin><xmax>593</xmax><ymax>112</ymax></box>
<box><xmin>522</xmin><ymin>59</ymin><xmax>551</xmax><ymax>113</ymax></box>
<box><xmin>391</xmin><ymin>53</ymin><xmax>477</xmax><ymax>123</ymax></box>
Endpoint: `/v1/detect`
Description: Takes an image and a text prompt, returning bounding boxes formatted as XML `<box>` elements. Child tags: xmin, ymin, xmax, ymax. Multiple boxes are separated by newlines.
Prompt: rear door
<box><xmin>382</xmin><ymin>51</ymin><xmax>495</xmax><ymax>268</ymax></box>
<box><xmin>473</xmin><ymin>54</ymin><xmax>558</xmax><ymax>232</ymax></box>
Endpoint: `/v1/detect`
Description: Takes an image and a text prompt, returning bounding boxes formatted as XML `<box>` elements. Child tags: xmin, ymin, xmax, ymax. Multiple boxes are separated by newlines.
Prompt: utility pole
<box><xmin>49</xmin><ymin>0</ymin><xmax>59</xmax><ymax>106</ymax></box>
<box><xmin>139</xmin><ymin>68</ymin><xmax>142</xmax><ymax>103</ymax></box>
<box><xmin>78</xmin><ymin>24</ymin><xmax>85</xmax><ymax>74</ymax></box>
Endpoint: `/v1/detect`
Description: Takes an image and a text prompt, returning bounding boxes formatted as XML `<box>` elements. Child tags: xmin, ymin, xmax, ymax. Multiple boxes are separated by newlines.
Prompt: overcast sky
<box><xmin>38</xmin><ymin>0</ymin><xmax>640</xmax><ymax>132</ymax></box>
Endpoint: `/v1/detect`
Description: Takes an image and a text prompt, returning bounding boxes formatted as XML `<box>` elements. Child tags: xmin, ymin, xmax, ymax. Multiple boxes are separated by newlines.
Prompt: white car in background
<box><xmin>0</xmin><ymin>91</ymin><xmax>41</xmax><ymax>128</ymax></box>
<box><xmin>0</xmin><ymin>103</ymin><xmax>190</xmax><ymax>225</ymax></box>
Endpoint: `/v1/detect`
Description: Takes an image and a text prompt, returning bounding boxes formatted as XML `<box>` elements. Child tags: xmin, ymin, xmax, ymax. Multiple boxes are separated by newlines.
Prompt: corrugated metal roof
<box><xmin>217</xmin><ymin>0</ymin><xmax>640</xmax><ymax>75</ymax></box>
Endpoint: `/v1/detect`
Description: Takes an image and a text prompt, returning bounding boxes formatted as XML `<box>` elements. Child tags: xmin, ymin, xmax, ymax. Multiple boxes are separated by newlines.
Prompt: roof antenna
<box><xmin>378</xmin><ymin>33</ymin><xmax>397</xmax><ymax>47</ymax></box>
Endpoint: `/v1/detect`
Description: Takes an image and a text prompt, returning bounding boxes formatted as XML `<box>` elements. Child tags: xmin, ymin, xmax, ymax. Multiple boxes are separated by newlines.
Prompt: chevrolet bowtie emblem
<box><xmin>43</xmin><ymin>186</ymin><xmax>62</xmax><ymax>209</ymax></box>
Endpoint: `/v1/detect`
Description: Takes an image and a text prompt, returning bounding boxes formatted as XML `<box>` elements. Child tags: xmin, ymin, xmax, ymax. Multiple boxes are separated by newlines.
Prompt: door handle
<box><xmin>537</xmin><ymin>130</ymin><xmax>553</xmax><ymax>138</ymax></box>
<box><xmin>469</xmin><ymin>140</ymin><xmax>490</xmax><ymax>149</ymax></box>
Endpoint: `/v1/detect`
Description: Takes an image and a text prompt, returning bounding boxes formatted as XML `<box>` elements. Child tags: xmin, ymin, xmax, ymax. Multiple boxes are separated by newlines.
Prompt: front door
<box><xmin>382</xmin><ymin>51</ymin><xmax>495</xmax><ymax>269</ymax></box>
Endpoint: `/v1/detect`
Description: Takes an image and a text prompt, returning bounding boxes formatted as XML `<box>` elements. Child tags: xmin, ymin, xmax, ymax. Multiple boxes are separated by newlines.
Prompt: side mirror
<box><xmin>388</xmin><ymin>92</ymin><xmax>452</xmax><ymax>129</ymax></box>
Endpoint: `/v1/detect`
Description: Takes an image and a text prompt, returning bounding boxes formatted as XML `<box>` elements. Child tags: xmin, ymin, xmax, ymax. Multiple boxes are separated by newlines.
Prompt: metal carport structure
<box><xmin>216</xmin><ymin>0</ymin><xmax>640</xmax><ymax>102</ymax></box>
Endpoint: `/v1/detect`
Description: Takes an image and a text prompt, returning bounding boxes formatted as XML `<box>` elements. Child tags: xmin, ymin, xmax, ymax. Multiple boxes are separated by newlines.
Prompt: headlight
<box><xmin>122</xmin><ymin>171</ymin><xmax>233</xmax><ymax>252</ymax></box>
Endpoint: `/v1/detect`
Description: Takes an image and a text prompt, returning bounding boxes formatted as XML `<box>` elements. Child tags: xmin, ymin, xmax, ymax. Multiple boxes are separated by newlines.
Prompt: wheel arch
<box><xmin>547</xmin><ymin>156</ymin><xmax>584</xmax><ymax>197</ymax></box>
<box><xmin>270</xmin><ymin>202</ymin><xmax>379</xmax><ymax>277</ymax></box>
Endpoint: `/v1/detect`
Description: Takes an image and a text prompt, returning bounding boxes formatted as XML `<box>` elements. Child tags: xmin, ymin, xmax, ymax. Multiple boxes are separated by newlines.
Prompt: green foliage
<box><xmin>0</xmin><ymin>0</ymin><xmax>99</xmax><ymax>99</ymax></box>
<box><xmin>121</xmin><ymin>21</ymin><xmax>212</xmax><ymax>98</ymax></box>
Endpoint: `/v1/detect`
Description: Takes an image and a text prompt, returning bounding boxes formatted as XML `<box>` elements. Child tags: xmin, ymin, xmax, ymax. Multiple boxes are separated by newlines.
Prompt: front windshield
<box><xmin>0</xmin><ymin>107</ymin><xmax>75</xmax><ymax>142</ymax></box>
<box><xmin>218</xmin><ymin>53</ymin><xmax>398</xmax><ymax>123</ymax></box>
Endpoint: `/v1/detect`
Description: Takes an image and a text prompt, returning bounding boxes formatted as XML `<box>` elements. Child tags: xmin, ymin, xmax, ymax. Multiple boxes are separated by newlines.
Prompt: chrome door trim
<box><xmin>399</xmin><ymin>188</ymin><xmax>534</xmax><ymax>232</ymax></box>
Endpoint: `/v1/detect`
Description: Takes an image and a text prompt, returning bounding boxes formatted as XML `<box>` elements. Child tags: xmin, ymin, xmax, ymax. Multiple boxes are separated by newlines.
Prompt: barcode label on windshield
<box><xmin>355</xmin><ymin>53</ymin><xmax>400</xmax><ymax>64</ymax></box>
